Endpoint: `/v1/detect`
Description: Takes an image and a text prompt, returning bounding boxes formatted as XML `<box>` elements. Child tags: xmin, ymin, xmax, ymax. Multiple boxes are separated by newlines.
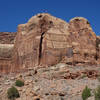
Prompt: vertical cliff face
<box><xmin>0</xmin><ymin>14</ymin><xmax>99</xmax><ymax>74</ymax></box>
<box><xmin>13</xmin><ymin>13</ymin><xmax>98</xmax><ymax>72</ymax></box>
<box><xmin>13</xmin><ymin>13</ymin><xmax>70</xmax><ymax>70</ymax></box>
<box><xmin>0</xmin><ymin>32</ymin><xmax>16</xmax><ymax>74</ymax></box>
<box><xmin>67</xmin><ymin>17</ymin><xmax>97</xmax><ymax>65</ymax></box>
<box><xmin>96</xmin><ymin>36</ymin><xmax>100</xmax><ymax>64</ymax></box>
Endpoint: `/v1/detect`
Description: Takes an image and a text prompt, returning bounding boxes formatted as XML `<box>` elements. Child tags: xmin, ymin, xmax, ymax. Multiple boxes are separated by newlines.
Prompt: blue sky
<box><xmin>0</xmin><ymin>0</ymin><xmax>100</xmax><ymax>35</ymax></box>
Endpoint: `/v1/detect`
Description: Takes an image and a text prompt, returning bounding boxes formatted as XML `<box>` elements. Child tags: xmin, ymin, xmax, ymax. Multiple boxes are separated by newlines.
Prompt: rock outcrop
<box><xmin>13</xmin><ymin>13</ymin><xmax>70</xmax><ymax>70</ymax></box>
<box><xmin>66</xmin><ymin>17</ymin><xmax>97</xmax><ymax>65</ymax></box>
<box><xmin>96</xmin><ymin>36</ymin><xmax>100</xmax><ymax>64</ymax></box>
<box><xmin>13</xmin><ymin>13</ymin><xmax>98</xmax><ymax>72</ymax></box>
<box><xmin>0</xmin><ymin>32</ymin><xmax>16</xmax><ymax>73</ymax></box>
<box><xmin>0</xmin><ymin>13</ymin><xmax>100</xmax><ymax>73</ymax></box>
<box><xmin>0</xmin><ymin>32</ymin><xmax>16</xmax><ymax>44</ymax></box>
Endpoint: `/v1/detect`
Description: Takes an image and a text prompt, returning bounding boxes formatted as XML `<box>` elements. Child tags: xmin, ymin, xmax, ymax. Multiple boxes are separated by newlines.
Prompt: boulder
<box><xmin>0</xmin><ymin>32</ymin><xmax>16</xmax><ymax>74</ymax></box>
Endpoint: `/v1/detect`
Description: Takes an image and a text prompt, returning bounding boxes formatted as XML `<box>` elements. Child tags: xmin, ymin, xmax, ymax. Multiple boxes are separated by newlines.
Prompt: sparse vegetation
<box><xmin>97</xmin><ymin>76</ymin><xmax>100</xmax><ymax>82</ymax></box>
<box><xmin>15</xmin><ymin>80</ymin><xmax>24</xmax><ymax>87</ymax></box>
<box><xmin>81</xmin><ymin>74</ymin><xmax>87</xmax><ymax>79</ymax></box>
<box><xmin>82</xmin><ymin>86</ymin><xmax>91</xmax><ymax>100</ymax></box>
<box><xmin>95</xmin><ymin>85</ymin><xmax>100</xmax><ymax>100</ymax></box>
<box><xmin>7</xmin><ymin>86</ymin><xmax>20</xmax><ymax>100</ymax></box>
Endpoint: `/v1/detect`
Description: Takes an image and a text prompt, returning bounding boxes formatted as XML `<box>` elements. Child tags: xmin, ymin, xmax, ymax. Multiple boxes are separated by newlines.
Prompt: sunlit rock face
<box><xmin>0</xmin><ymin>32</ymin><xmax>16</xmax><ymax>74</ymax></box>
<box><xmin>0</xmin><ymin>32</ymin><xmax>16</xmax><ymax>44</ymax></box>
<box><xmin>0</xmin><ymin>13</ymin><xmax>99</xmax><ymax>73</ymax></box>
<box><xmin>13</xmin><ymin>13</ymin><xmax>70</xmax><ymax>70</ymax></box>
<box><xmin>66</xmin><ymin>17</ymin><xmax>97</xmax><ymax>65</ymax></box>
<box><xmin>96</xmin><ymin>36</ymin><xmax>100</xmax><ymax>64</ymax></box>
<box><xmin>13</xmin><ymin>13</ymin><xmax>98</xmax><ymax>72</ymax></box>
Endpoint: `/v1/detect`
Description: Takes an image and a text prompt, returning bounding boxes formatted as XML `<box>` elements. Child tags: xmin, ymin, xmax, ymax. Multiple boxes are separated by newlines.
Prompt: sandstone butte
<box><xmin>0</xmin><ymin>13</ymin><xmax>100</xmax><ymax>74</ymax></box>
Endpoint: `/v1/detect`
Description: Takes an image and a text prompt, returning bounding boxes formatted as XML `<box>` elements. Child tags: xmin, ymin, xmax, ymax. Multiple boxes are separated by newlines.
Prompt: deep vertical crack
<box><xmin>95</xmin><ymin>38</ymin><xmax>99</xmax><ymax>60</ymax></box>
<box><xmin>38</xmin><ymin>32</ymin><xmax>45</xmax><ymax>64</ymax></box>
<box><xmin>38</xmin><ymin>17</ymin><xmax>53</xmax><ymax>65</ymax></box>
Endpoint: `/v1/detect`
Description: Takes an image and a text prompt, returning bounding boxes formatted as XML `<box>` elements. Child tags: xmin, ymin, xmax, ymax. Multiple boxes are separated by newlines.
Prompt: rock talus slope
<box><xmin>0</xmin><ymin>64</ymin><xmax>100</xmax><ymax>100</ymax></box>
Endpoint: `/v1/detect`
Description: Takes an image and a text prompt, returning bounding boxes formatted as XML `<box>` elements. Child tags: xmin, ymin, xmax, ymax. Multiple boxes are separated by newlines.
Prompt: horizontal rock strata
<box><xmin>0</xmin><ymin>32</ymin><xmax>16</xmax><ymax>73</ymax></box>
<box><xmin>0</xmin><ymin>13</ymin><xmax>100</xmax><ymax>73</ymax></box>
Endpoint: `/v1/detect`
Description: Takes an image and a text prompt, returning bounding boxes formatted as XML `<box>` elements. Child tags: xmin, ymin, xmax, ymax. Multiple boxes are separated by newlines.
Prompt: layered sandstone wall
<box><xmin>96</xmin><ymin>36</ymin><xmax>100</xmax><ymax>64</ymax></box>
<box><xmin>13</xmin><ymin>13</ymin><xmax>71</xmax><ymax>70</ymax></box>
<box><xmin>0</xmin><ymin>32</ymin><xmax>16</xmax><ymax>74</ymax></box>
<box><xmin>66</xmin><ymin>17</ymin><xmax>97</xmax><ymax>65</ymax></box>
<box><xmin>13</xmin><ymin>13</ymin><xmax>99</xmax><ymax>71</ymax></box>
<box><xmin>0</xmin><ymin>13</ymin><xmax>100</xmax><ymax>74</ymax></box>
<box><xmin>0</xmin><ymin>32</ymin><xmax>16</xmax><ymax>44</ymax></box>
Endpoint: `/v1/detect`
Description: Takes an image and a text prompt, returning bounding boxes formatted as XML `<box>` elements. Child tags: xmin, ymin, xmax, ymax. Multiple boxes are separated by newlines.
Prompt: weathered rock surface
<box><xmin>13</xmin><ymin>13</ymin><xmax>70</xmax><ymax>70</ymax></box>
<box><xmin>0</xmin><ymin>44</ymin><xmax>14</xmax><ymax>74</ymax></box>
<box><xmin>0</xmin><ymin>32</ymin><xmax>16</xmax><ymax>74</ymax></box>
<box><xmin>13</xmin><ymin>13</ymin><xmax>99</xmax><ymax>72</ymax></box>
<box><xmin>67</xmin><ymin>17</ymin><xmax>97</xmax><ymax>65</ymax></box>
<box><xmin>0</xmin><ymin>13</ymin><xmax>100</xmax><ymax>73</ymax></box>
<box><xmin>96</xmin><ymin>36</ymin><xmax>100</xmax><ymax>64</ymax></box>
<box><xmin>0</xmin><ymin>32</ymin><xmax>16</xmax><ymax>44</ymax></box>
<box><xmin>0</xmin><ymin>15</ymin><xmax>100</xmax><ymax>100</ymax></box>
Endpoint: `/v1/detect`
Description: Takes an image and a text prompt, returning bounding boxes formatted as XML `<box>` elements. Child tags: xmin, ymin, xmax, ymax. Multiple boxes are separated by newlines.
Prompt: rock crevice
<box><xmin>39</xmin><ymin>32</ymin><xmax>45</xmax><ymax>64</ymax></box>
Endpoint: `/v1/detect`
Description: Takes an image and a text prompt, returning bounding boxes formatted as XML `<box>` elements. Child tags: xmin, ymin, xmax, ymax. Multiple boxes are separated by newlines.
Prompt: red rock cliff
<box><xmin>0</xmin><ymin>32</ymin><xmax>16</xmax><ymax>74</ymax></box>
<box><xmin>13</xmin><ymin>13</ymin><xmax>98</xmax><ymax>72</ymax></box>
<box><xmin>0</xmin><ymin>14</ymin><xmax>100</xmax><ymax>73</ymax></box>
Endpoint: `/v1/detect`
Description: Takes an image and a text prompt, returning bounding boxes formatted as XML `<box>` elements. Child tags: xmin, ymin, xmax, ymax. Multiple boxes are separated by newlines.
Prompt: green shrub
<box><xmin>97</xmin><ymin>76</ymin><xmax>100</xmax><ymax>82</ymax></box>
<box><xmin>95</xmin><ymin>86</ymin><xmax>100</xmax><ymax>100</ymax></box>
<box><xmin>7</xmin><ymin>86</ymin><xmax>20</xmax><ymax>100</ymax></box>
<box><xmin>81</xmin><ymin>74</ymin><xmax>87</xmax><ymax>79</ymax></box>
<box><xmin>82</xmin><ymin>86</ymin><xmax>91</xmax><ymax>100</ymax></box>
<box><xmin>15</xmin><ymin>80</ymin><xmax>24</xmax><ymax>87</ymax></box>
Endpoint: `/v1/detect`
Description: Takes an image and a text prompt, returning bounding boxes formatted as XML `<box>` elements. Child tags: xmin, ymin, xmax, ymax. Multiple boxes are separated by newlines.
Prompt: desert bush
<box><xmin>81</xmin><ymin>74</ymin><xmax>87</xmax><ymax>79</ymax></box>
<box><xmin>7</xmin><ymin>86</ymin><xmax>20</xmax><ymax>100</ymax></box>
<box><xmin>97</xmin><ymin>75</ymin><xmax>100</xmax><ymax>82</ymax></box>
<box><xmin>82</xmin><ymin>86</ymin><xmax>91</xmax><ymax>100</ymax></box>
<box><xmin>95</xmin><ymin>85</ymin><xmax>100</xmax><ymax>100</ymax></box>
<box><xmin>15</xmin><ymin>80</ymin><xmax>24</xmax><ymax>87</ymax></box>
